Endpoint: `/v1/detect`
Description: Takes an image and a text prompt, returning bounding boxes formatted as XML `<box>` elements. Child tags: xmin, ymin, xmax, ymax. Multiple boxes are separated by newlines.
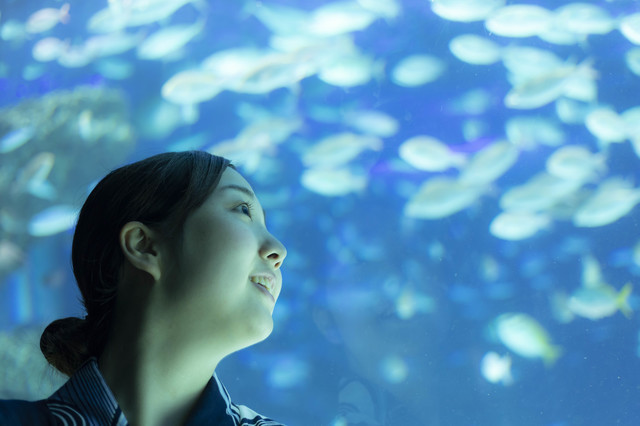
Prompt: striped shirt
<box><xmin>0</xmin><ymin>357</ymin><xmax>284</xmax><ymax>425</ymax></box>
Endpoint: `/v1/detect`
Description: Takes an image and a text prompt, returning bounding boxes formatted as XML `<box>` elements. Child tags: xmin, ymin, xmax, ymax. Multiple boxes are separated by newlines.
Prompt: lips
<box><xmin>250</xmin><ymin>273</ymin><xmax>277</xmax><ymax>301</ymax></box>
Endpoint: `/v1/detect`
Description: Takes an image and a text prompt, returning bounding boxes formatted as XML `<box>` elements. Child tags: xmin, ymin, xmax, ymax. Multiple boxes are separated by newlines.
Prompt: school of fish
<box><xmin>0</xmin><ymin>0</ymin><xmax>639</xmax><ymax>395</ymax></box>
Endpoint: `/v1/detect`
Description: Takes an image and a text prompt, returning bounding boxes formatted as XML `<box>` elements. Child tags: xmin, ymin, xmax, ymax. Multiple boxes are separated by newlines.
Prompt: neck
<box><xmin>98</xmin><ymin>301</ymin><xmax>225</xmax><ymax>426</ymax></box>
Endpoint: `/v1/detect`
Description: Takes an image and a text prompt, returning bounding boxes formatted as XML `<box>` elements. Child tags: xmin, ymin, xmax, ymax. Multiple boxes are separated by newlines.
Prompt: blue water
<box><xmin>1</xmin><ymin>0</ymin><xmax>640</xmax><ymax>425</ymax></box>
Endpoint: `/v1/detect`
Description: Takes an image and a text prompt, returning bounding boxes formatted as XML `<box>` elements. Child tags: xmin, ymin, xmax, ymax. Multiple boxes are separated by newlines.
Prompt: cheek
<box><xmin>182</xmin><ymin>214</ymin><xmax>226</xmax><ymax>259</ymax></box>
<box><xmin>194</xmin><ymin>210</ymin><xmax>254</xmax><ymax>243</ymax></box>
<box><xmin>181</xmin><ymin>216</ymin><xmax>257</xmax><ymax>282</ymax></box>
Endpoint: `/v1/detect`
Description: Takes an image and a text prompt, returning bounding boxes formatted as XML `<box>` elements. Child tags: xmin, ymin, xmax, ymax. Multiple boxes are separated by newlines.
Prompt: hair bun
<box><xmin>40</xmin><ymin>317</ymin><xmax>90</xmax><ymax>376</ymax></box>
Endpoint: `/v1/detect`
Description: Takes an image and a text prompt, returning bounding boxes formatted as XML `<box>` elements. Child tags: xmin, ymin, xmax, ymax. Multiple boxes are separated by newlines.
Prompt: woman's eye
<box><xmin>238</xmin><ymin>202</ymin><xmax>253</xmax><ymax>218</ymax></box>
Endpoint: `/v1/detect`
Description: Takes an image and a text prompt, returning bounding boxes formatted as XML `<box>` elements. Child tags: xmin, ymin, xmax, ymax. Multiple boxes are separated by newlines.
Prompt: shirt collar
<box><xmin>48</xmin><ymin>357</ymin><xmax>126</xmax><ymax>425</ymax></box>
<box><xmin>48</xmin><ymin>358</ymin><xmax>237</xmax><ymax>426</ymax></box>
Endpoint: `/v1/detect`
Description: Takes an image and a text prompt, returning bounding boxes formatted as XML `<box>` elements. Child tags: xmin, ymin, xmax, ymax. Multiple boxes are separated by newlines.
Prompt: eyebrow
<box><xmin>219</xmin><ymin>184</ymin><xmax>267</xmax><ymax>220</ymax></box>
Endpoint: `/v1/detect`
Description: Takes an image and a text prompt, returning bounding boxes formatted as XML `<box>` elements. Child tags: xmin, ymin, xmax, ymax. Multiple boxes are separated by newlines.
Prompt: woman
<box><xmin>315</xmin><ymin>256</ymin><xmax>446</xmax><ymax>426</ymax></box>
<box><xmin>0</xmin><ymin>151</ymin><xmax>287</xmax><ymax>425</ymax></box>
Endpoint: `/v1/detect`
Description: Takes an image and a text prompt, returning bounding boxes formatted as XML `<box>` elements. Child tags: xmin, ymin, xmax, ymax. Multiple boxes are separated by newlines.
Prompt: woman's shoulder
<box><xmin>233</xmin><ymin>402</ymin><xmax>286</xmax><ymax>426</ymax></box>
<box><xmin>0</xmin><ymin>398</ymin><xmax>56</xmax><ymax>425</ymax></box>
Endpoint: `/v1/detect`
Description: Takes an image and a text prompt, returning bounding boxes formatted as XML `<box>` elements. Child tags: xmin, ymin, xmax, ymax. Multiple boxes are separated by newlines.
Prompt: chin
<box><xmin>237</xmin><ymin>316</ymin><xmax>274</xmax><ymax>350</ymax></box>
<box><xmin>253</xmin><ymin>318</ymin><xmax>274</xmax><ymax>343</ymax></box>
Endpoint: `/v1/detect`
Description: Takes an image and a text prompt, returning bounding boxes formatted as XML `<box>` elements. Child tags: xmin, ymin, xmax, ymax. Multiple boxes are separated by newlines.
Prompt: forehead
<box><xmin>217</xmin><ymin>167</ymin><xmax>253</xmax><ymax>189</ymax></box>
<box><xmin>212</xmin><ymin>168</ymin><xmax>266</xmax><ymax>221</ymax></box>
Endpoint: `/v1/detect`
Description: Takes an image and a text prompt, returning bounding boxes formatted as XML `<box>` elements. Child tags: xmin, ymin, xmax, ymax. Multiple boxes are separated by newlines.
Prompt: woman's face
<box><xmin>157</xmin><ymin>167</ymin><xmax>287</xmax><ymax>354</ymax></box>
<box><xmin>325</xmin><ymin>278</ymin><xmax>439</xmax><ymax>390</ymax></box>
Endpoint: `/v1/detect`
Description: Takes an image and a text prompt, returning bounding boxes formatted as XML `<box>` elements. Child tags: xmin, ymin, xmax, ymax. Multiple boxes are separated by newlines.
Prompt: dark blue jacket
<box><xmin>0</xmin><ymin>358</ymin><xmax>283</xmax><ymax>425</ymax></box>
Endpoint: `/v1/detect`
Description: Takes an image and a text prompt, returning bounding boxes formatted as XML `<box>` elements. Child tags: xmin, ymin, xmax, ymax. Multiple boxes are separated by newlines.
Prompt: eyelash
<box><xmin>237</xmin><ymin>202</ymin><xmax>254</xmax><ymax>218</ymax></box>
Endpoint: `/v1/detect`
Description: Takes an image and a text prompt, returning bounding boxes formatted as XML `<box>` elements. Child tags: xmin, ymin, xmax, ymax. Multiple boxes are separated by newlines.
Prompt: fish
<box><xmin>201</xmin><ymin>47</ymin><xmax>281</xmax><ymax>86</ymax></box>
<box><xmin>504</xmin><ymin>60</ymin><xmax>597</xmax><ymax>109</ymax></box>
<box><xmin>0</xmin><ymin>127</ymin><xmax>35</xmax><ymax>154</ymax></box>
<box><xmin>398</xmin><ymin>135</ymin><xmax>466</xmax><ymax>172</ymax></box>
<box><xmin>208</xmin><ymin>138</ymin><xmax>266</xmax><ymax>174</ymax></box>
<box><xmin>318</xmin><ymin>51</ymin><xmax>379</xmax><ymax>87</ymax></box>
<box><xmin>137</xmin><ymin>19</ymin><xmax>206</xmax><ymax>60</ymax></box>
<box><xmin>247</xmin><ymin>1</ymin><xmax>310</xmax><ymax>36</ymax></box>
<box><xmin>57</xmin><ymin>45</ymin><xmax>94</xmax><ymax>68</ymax></box>
<box><xmin>32</xmin><ymin>37</ymin><xmax>68</xmax><ymax>62</ymax></box>
<box><xmin>480</xmin><ymin>351</ymin><xmax>513</xmax><ymax>385</ymax></box>
<box><xmin>430</xmin><ymin>0</ymin><xmax>505</xmax><ymax>23</ymax></box>
<box><xmin>306</xmin><ymin>1</ymin><xmax>379</xmax><ymax>37</ymax></box>
<box><xmin>356</xmin><ymin>0</ymin><xmax>400</xmax><ymax>20</ymax></box>
<box><xmin>489</xmin><ymin>211</ymin><xmax>551</xmax><ymax>241</ymax></box>
<box><xmin>390</xmin><ymin>54</ymin><xmax>445</xmax><ymax>87</ymax></box>
<box><xmin>94</xmin><ymin>58</ymin><xmax>135</xmax><ymax>80</ymax></box>
<box><xmin>619</xmin><ymin>12</ymin><xmax>640</xmax><ymax>45</ymax></box>
<box><xmin>567</xmin><ymin>282</ymin><xmax>633</xmax><ymax>321</ymax></box>
<box><xmin>394</xmin><ymin>286</ymin><xmax>435</xmax><ymax>320</ymax></box>
<box><xmin>404</xmin><ymin>176</ymin><xmax>486</xmax><ymax>219</ymax></box>
<box><xmin>622</xmin><ymin>106</ymin><xmax>640</xmax><ymax>141</ymax></box>
<box><xmin>501</xmin><ymin>45</ymin><xmax>563</xmax><ymax>82</ymax></box>
<box><xmin>632</xmin><ymin>138</ymin><xmax>640</xmax><ymax>162</ymax></box>
<box><xmin>537</xmin><ymin>19</ymin><xmax>586</xmax><ymax>46</ymax></box>
<box><xmin>550</xmin><ymin>291</ymin><xmax>575</xmax><ymax>324</ymax></box>
<box><xmin>300</xmin><ymin>166</ymin><xmax>368</xmax><ymax>196</ymax></box>
<box><xmin>136</xmin><ymin>99</ymin><xmax>185</xmax><ymax>139</ymax></box>
<box><xmin>505</xmin><ymin>116</ymin><xmax>566</xmax><ymax>149</ymax></box>
<box><xmin>545</xmin><ymin>145</ymin><xmax>606</xmax><ymax>183</ymax></box>
<box><xmin>556</xmin><ymin>98</ymin><xmax>594</xmax><ymax>125</ymax></box>
<box><xmin>236</xmin><ymin>116</ymin><xmax>302</xmax><ymax>147</ymax></box>
<box><xmin>552</xmin><ymin>254</ymin><xmax>632</xmax><ymax>323</ymax></box>
<box><xmin>302</xmin><ymin>132</ymin><xmax>382</xmax><ymax>168</ymax></box>
<box><xmin>236</xmin><ymin>53</ymin><xmax>316</xmax><ymax>93</ymax></box>
<box><xmin>584</xmin><ymin>107</ymin><xmax>628</xmax><ymax>143</ymax></box>
<box><xmin>448</xmin><ymin>34</ymin><xmax>502</xmax><ymax>65</ymax></box>
<box><xmin>268</xmin><ymin>356</ymin><xmax>310</xmax><ymax>389</ymax></box>
<box><xmin>28</xmin><ymin>205</ymin><xmax>78</xmax><ymax>237</ymax></box>
<box><xmin>0</xmin><ymin>240</ymin><xmax>24</xmax><ymax>274</ymax></box>
<box><xmin>485</xmin><ymin>4</ymin><xmax>553</xmax><ymax>38</ymax></box>
<box><xmin>493</xmin><ymin>312</ymin><xmax>562</xmax><ymax>366</ymax></box>
<box><xmin>84</xmin><ymin>32</ymin><xmax>142</xmax><ymax>58</ymax></box>
<box><xmin>0</xmin><ymin>19</ymin><xmax>28</xmax><ymax>43</ymax></box>
<box><xmin>25</xmin><ymin>3</ymin><xmax>70</xmax><ymax>34</ymax></box>
<box><xmin>77</xmin><ymin>110</ymin><xmax>96</xmax><ymax>143</ymax></box>
<box><xmin>499</xmin><ymin>171</ymin><xmax>582</xmax><ymax>212</ymax></box>
<box><xmin>447</xmin><ymin>88</ymin><xmax>492</xmax><ymax>115</ymax></box>
<box><xmin>380</xmin><ymin>355</ymin><xmax>408</xmax><ymax>384</ymax></box>
<box><xmin>207</xmin><ymin>115</ymin><xmax>300</xmax><ymax>174</ymax></box>
<box><xmin>21</xmin><ymin>63</ymin><xmax>46</xmax><ymax>81</ymax></box>
<box><xmin>554</xmin><ymin>3</ymin><xmax>615</xmax><ymax>36</ymax></box>
<box><xmin>161</xmin><ymin>69</ymin><xmax>223</xmax><ymax>105</ymax></box>
<box><xmin>343</xmin><ymin>109</ymin><xmax>399</xmax><ymax>138</ymax></box>
<box><xmin>581</xmin><ymin>254</ymin><xmax>604</xmax><ymax>289</ymax></box>
<box><xmin>573</xmin><ymin>177</ymin><xmax>640</xmax><ymax>227</ymax></box>
<box><xmin>12</xmin><ymin>152</ymin><xmax>56</xmax><ymax>199</ymax></box>
<box><xmin>459</xmin><ymin>140</ymin><xmax>519</xmax><ymax>184</ymax></box>
<box><xmin>86</xmin><ymin>7</ymin><xmax>127</xmax><ymax>34</ymax></box>
<box><xmin>124</xmin><ymin>0</ymin><xmax>197</xmax><ymax>28</ymax></box>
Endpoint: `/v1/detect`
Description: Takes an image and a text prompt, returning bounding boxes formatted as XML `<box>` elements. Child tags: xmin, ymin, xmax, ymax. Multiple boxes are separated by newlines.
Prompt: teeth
<box><xmin>250</xmin><ymin>276</ymin><xmax>274</xmax><ymax>296</ymax></box>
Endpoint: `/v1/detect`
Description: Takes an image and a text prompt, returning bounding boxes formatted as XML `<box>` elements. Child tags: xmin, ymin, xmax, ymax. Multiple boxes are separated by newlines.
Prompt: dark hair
<box><xmin>41</xmin><ymin>151</ymin><xmax>232</xmax><ymax>376</ymax></box>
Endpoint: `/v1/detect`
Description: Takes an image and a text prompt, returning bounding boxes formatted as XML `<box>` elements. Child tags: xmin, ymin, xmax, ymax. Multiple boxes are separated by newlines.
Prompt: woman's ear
<box><xmin>119</xmin><ymin>221</ymin><xmax>162</xmax><ymax>282</ymax></box>
<box><xmin>312</xmin><ymin>307</ymin><xmax>342</xmax><ymax>344</ymax></box>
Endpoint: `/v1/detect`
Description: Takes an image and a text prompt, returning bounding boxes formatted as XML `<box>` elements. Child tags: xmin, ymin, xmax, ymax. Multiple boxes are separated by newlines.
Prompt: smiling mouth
<box><xmin>250</xmin><ymin>276</ymin><xmax>276</xmax><ymax>302</ymax></box>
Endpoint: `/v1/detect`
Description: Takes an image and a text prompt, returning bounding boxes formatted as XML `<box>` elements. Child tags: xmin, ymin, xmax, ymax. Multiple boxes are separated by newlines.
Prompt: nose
<box><xmin>260</xmin><ymin>232</ymin><xmax>287</xmax><ymax>270</ymax></box>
